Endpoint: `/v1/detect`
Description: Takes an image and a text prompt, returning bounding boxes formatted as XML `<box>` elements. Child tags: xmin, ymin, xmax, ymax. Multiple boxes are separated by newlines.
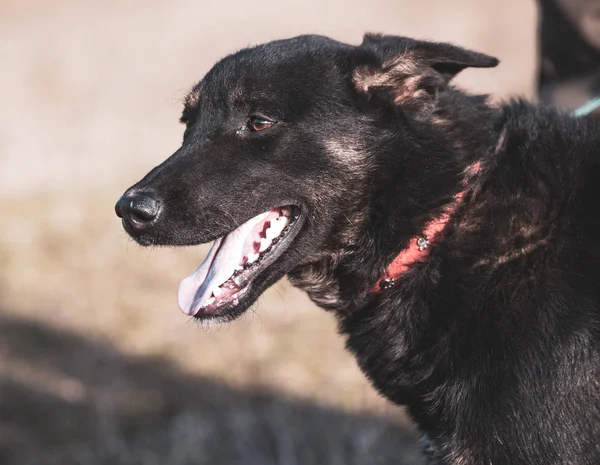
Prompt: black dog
<box><xmin>116</xmin><ymin>34</ymin><xmax>600</xmax><ymax>464</ymax></box>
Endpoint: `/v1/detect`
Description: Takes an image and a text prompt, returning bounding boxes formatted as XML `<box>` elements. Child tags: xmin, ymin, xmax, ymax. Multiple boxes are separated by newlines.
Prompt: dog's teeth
<box><xmin>269</xmin><ymin>216</ymin><xmax>288</xmax><ymax>237</ymax></box>
<box><xmin>259</xmin><ymin>238</ymin><xmax>271</xmax><ymax>252</ymax></box>
<box><xmin>247</xmin><ymin>253</ymin><xmax>259</xmax><ymax>264</ymax></box>
<box><xmin>207</xmin><ymin>296</ymin><xmax>216</xmax><ymax>305</ymax></box>
<box><xmin>265</xmin><ymin>227</ymin><xmax>278</xmax><ymax>240</ymax></box>
<box><xmin>212</xmin><ymin>287</ymin><xmax>223</xmax><ymax>298</ymax></box>
<box><xmin>233</xmin><ymin>275</ymin><xmax>243</xmax><ymax>287</ymax></box>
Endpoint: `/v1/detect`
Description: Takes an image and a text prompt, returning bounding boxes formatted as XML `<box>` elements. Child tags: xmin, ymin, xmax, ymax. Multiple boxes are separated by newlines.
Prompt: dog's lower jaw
<box><xmin>287</xmin><ymin>243</ymin><xmax>384</xmax><ymax>313</ymax></box>
<box><xmin>287</xmin><ymin>259</ymin><xmax>349</xmax><ymax>312</ymax></box>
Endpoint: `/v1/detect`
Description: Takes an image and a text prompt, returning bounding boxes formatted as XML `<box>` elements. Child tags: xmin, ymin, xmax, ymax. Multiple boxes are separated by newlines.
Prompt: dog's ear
<box><xmin>353</xmin><ymin>34</ymin><xmax>499</xmax><ymax>120</ymax></box>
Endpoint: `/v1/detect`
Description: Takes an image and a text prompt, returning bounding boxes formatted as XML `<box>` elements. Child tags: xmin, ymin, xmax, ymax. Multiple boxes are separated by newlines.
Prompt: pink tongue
<box><xmin>177</xmin><ymin>210</ymin><xmax>279</xmax><ymax>316</ymax></box>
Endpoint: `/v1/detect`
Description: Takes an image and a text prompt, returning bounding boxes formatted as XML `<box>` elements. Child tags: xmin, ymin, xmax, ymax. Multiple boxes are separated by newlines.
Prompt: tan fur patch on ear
<box><xmin>391</xmin><ymin>75</ymin><xmax>429</xmax><ymax>105</ymax></box>
<box><xmin>353</xmin><ymin>55</ymin><xmax>443</xmax><ymax>120</ymax></box>
<box><xmin>353</xmin><ymin>55</ymin><xmax>418</xmax><ymax>94</ymax></box>
<box><xmin>353</xmin><ymin>56</ymin><xmax>439</xmax><ymax>105</ymax></box>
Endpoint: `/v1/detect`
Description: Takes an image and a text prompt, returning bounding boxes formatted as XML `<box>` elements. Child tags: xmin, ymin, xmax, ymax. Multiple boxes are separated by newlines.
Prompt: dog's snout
<box><xmin>115</xmin><ymin>191</ymin><xmax>161</xmax><ymax>230</ymax></box>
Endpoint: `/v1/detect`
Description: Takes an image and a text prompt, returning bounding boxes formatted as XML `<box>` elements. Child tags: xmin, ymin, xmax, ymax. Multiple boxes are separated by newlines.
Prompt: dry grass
<box><xmin>0</xmin><ymin>0</ymin><xmax>537</xmax><ymax>463</ymax></box>
<box><xmin>0</xmin><ymin>194</ymin><xmax>419</xmax><ymax>464</ymax></box>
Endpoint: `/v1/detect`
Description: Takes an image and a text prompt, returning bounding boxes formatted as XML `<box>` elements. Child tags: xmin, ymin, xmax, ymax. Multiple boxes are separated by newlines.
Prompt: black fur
<box><xmin>116</xmin><ymin>34</ymin><xmax>600</xmax><ymax>464</ymax></box>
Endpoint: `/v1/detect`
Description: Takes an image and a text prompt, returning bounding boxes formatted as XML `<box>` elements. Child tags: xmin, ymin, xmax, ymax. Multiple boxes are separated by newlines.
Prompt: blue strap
<box><xmin>572</xmin><ymin>97</ymin><xmax>600</xmax><ymax>117</ymax></box>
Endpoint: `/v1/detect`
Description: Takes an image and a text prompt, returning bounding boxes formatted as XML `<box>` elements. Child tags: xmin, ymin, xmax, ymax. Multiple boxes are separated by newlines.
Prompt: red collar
<box><xmin>373</xmin><ymin>161</ymin><xmax>481</xmax><ymax>293</ymax></box>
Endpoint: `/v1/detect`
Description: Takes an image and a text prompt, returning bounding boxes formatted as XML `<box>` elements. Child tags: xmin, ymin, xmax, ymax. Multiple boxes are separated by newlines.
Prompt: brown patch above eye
<box><xmin>181</xmin><ymin>87</ymin><xmax>202</xmax><ymax>123</ymax></box>
<box><xmin>185</xmin><ymin>88</ymin><xmax>201</xmax><ymax>108</ymax></box>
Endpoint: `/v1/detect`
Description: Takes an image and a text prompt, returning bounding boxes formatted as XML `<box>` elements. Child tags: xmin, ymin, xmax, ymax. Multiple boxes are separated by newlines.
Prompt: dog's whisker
<box><xmin>220</xmin><ymin>209</ymin><xmax>242</xmax><ymax>229</ymax></box>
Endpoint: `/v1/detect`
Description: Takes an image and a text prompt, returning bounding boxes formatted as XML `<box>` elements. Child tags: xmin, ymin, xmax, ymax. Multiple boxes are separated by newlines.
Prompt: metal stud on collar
<box><xmin>380</xmin><ymin>278</ymin><xmax>396</xmax><ymax>290</ymax></box>
<box><xmin>417</xmin><ymin>236</ymin><xmax>430</xmax><ymax>251</ymax></box>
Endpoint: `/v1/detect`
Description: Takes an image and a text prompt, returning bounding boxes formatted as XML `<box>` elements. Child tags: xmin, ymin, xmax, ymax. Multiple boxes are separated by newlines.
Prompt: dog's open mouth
<box><xmin>177</xmin><ymin>206</ymin><xmax>301</xmax><ymax>317</ymax></box>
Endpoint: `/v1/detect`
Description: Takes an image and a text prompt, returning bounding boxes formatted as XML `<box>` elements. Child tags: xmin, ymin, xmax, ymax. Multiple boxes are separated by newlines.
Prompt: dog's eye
<box><xmin>248</xmin><ymin>117</ymin><xmax>274</xmax><ymax>132</ymax></box>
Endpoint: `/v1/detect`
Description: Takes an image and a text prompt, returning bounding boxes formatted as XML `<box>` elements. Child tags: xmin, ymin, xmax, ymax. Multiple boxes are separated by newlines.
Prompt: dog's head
<box><xmin>115</xmin><ymin>34</ymin><xmax>497</xmax><ymax>321</ymax></box>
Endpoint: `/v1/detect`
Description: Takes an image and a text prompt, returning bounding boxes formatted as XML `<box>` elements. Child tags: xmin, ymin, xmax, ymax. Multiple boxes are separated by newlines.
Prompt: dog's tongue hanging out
<box><xmin>177</xmin><ymin>208</ymin><xmax>291</xmax><ymax>316</ymax></box>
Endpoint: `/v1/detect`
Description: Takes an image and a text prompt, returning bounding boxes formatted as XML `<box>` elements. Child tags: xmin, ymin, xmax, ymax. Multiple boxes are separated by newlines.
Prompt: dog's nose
<box><xmin>115</xmin><ymin>191</ymin><xmax>161</xmax><ymax>230</ymax></box>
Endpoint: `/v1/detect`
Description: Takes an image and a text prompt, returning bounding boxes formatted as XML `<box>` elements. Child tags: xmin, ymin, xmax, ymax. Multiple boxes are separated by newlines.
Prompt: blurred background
<box><xmin>0</xmin><ymin>1</ymin><xmax>537</xmax><ymax>463</ymax></box>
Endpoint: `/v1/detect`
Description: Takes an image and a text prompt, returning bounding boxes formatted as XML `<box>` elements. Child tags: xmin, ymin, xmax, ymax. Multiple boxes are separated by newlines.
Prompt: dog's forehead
<box><xmin>186</xmin><ymin>36</ymin><xmax>351</xmax><ymax>106</ymax></box>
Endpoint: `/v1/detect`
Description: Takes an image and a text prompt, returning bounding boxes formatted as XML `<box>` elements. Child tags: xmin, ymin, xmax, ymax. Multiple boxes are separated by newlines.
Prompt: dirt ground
<box><xmin>0</xmin><ymin>1</ymin><xmax>537</xmax><ymax>463</ymax></box>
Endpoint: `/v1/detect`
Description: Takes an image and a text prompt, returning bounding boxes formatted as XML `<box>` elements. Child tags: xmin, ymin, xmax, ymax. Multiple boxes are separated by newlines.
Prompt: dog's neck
<box><xmin>288</xmin><ymin>90</ymin><xmax>502</xmax><ymax>312</ymax></box>
<box><xmin>371</xmin><ymin>158</ymin><xmax>481</xmax><ymax>293</ymax></box>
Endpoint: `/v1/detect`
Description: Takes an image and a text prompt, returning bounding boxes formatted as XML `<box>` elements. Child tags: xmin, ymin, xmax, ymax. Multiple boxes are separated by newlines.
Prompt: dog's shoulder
<box><xmin>468</xmin><ymin>100</ymin><xmax>600</xmax><ymax>237</ymax></box>
<box><xmin>494</xmin><ymin>99</ymin><xmax>600</xmax><ymax>171</ymax></box>
<box><xmin>491</xmin><ymin>100</ymin><xmax>600</xmax><ymax>237</ymax></box>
